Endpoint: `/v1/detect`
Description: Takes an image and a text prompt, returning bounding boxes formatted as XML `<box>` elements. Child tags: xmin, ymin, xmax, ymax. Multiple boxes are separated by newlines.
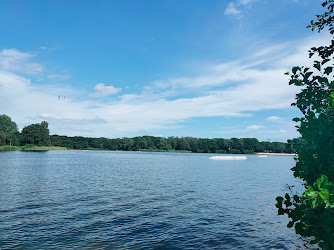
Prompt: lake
<box><xmin>0</xmin><ymin>151</ymin><xmax>305</xmax><ymax>249</ymax></box>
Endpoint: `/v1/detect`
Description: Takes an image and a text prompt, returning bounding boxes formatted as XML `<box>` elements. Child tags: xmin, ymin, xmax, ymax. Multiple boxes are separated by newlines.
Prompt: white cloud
<box><xmin>246</xmin><ymin>125</ymin><xmax>264</xmax><ymax>130</ymax></box>
<box><xmin>266</xmin><ymin>116</ymin><xmax>283</xmax><ymax>122</ymax></box>
<box><xmin>48</xmin><ymin>74</ymin><xmax>71</xmax><ymax>80</ymax></box>
<box><xmin>0</xmin><ymin>34</ymin><xmax>326</xmax><ymax>139</ymax></box>
<box><xmin>90</xmin><ymin>83</ymin><xmax>122</xmax><ymax>97</ymax></box>
<box><xmin>225</xmin><ymin>2</ymin><xmax>241</xmax><ymax>16</ymax></box>
<box><xmin>40</xmin><ymin>46</ymin><xmax>56</xmax><ymax>51</ymax></box>
<box><xmin>239</xmin><ymin>0</ymin><xmax>257</xmax><ymax>5</ymax></box>
<box><xmin>38</xmin><ymin>114</ymin><xmax>107</xmax><ymax>126</ymax></box>
<box><xmin>0</xmin><ymin>70</ymin><xmax>30</xmax><ymax>91</ymax></box>
<box><xmin>225</xmin><ymin>0</ymin><xmax>258</xmax><ymax>17</ymax></box>
<box><xmin>0</xmin><ymin>49</ymin><xmax>43</xmax><ymax>75</ymax></box>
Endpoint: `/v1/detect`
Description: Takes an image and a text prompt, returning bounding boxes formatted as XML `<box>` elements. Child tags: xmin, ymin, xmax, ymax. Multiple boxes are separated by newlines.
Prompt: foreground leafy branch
<box><xmin>276</xmin><ymin>1</ymin><xmax>334</xmax><ymax>249</ymax></box>
<box><xmin>302</xmin><ymin>176</ymin><xmax>334</xmax><ymax>209</ymax></box>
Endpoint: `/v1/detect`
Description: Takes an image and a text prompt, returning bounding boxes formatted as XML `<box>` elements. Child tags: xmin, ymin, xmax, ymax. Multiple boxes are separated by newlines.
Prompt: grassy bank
<box><xmin>22</xmin><ymin>146</ymin><xmax>67</xmax><ymax>151</ymax></box>
<box><xmin>0</xmin><ymin>146</ymin><xmax>21</xmax><ymax>151</ymax></box>
<box><xmin>0</xmin><ymin>145</ymin><xmax>67</xmax><ymax>151</ymax></box>
<box><xmin>0</xmin><ymin>146</ymin><xmax>190</xmax><ymax>152</ymax></box>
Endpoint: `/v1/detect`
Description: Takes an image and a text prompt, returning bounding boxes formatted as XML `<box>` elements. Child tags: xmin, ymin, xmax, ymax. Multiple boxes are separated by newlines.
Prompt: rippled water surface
<box><xmin>0</xmin><ymin>151</ymin><xmax>305</xmax><ymax>249</ymax></box>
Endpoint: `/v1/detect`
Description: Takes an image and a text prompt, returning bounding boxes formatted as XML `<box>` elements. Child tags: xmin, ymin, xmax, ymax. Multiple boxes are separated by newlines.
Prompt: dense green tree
<box><xmin>155</xmin><ymin>137</ymin><xmax>170</xmax><ymax>150</ymax></box>
<box><xmin>276</xmin><ymin>2</ymin><xmax>334</xmax><ymax>248</ymax></box>
<box><xmin>21</xmin><ymin>121</ymin><xmax>51</xmax><ymax>146</ymax></box>
<box><xmin>230</xmin><ymin>137</ymin><xmax>244</xmax><ymax>153</ymax></box>
<box><xmin>91</xmin><ymin>139</ymin><xmax>102</xmax><ymax>149</ymax></box>
<box><xmin>198</xmin><ymin>138</ymin><xmax>209</xmax><ymax>153</ymax></box>
<box><xmin>118</xmin><ymin>138</ymin><xmax>134</xmax><ymax>151</ymax></box>
<box><xmin>187</xmin><ymin>137</ymin><xmax>199</xmax><ymax>153</ymax></box>
<box><xmin>176</xmin><ymin>137</ymin><xmax>191</xmax><ymax>151</ymax></box>
<box><xmin>285</xmin><ymin>139</ymin><xmax>295</xmax><ymax>154</ymax></box>
<box><xmin>208</xmin><ymin>139</ymin><xmax>219</xmax><ymax>153</ymax></box>
<box><xmin>49</xmin><ymin>133</ymin><xmax>294</xmax><ymax>154</ymax></box>
<box><xmin>271</xmin><ymin>142</ymin><xmax>285</xmax><ymax>154</ymax></box>
<box><xmin>104</xmin><ymin>138</ymin><xmax>119</xmax><ymax>150</ymax></box>
<box><xmin>133</xmin><ymin>137</ymin><xmax>148</xmax><ymax>150</ymax></box>
<box><xmin>286</xmin><ymin>138</ymin><xmax>302</xmax><ymax>154</ymax></box>
<box><xmin>241</xmin><ymin>138</ymin><xmax>260</xmax><ymax>154</ymax></box>
<box><xmin>0</xmin><ymin>114</ymin><xmax>19</xmax><ymax>146</ymax></box>
<box><xmin>167</xmin><ymin>136</ymin><xmax>177</xmax><ymax>149</ymax></box>
<box><xmin>216</xmin><ymin>138</ymin><xmax>228</xmax><ymax>153</ymax></box>
<box><xmin>260</xmin><ymin>141</ymin><xmax>274</xmax><ymax>152</ymax></box>
<box><xmin>51</xmin><ymin>135</ymin><xmax>62</xmax><ymax>146</ymax></box>
<box><xmin>82</xmin><ymin>141</ymin><xmax>89</xmax><ymax>149</ymax></box>
<box><xmin>143</xmin><ymin>136</ymin><xmax>156</xmax><ymax>149</ymax></box>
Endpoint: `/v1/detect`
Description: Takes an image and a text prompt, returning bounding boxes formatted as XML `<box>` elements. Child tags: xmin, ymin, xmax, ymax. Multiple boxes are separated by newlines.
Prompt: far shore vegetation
<box><xmin>0</xmin><ymin>114</ymin><xmax>300</xmax><ymax>154</ymax></box>
<box><xmin>0</xmin><ymin>145</ymin><xmax>66</xmax><ymax>151</ymax></box>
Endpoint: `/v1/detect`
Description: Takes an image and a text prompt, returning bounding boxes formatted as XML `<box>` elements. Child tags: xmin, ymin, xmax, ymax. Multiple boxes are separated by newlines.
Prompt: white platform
<box><xmin>209</xmin><ymin>156</ymin><xmax>247</xmax><ymax>160</ymax></box>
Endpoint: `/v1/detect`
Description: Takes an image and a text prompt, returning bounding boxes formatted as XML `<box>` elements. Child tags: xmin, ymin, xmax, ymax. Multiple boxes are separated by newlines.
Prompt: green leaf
<box><xmin>324</xmin><ymin>66</ymin><xmax>333</xmax><ymax>75</ymax></box>
<box><xmin>292</xmin><ymin>66</ymin><xmax>299</xmax><ymax>74</ymax></box>
<box><xmin>278</xmin><ymin>208</ymin><xmax>285</xmax><ymax>215</ymax></box>
<box><xmin>305</xmin><ymin>72</ymin><xmax>313</xmax><ymax>79</ymax></box>
<box><xmin>321</xmin><ymin>187</ymin><xmax>329</xmax><ymax>195</ymax></box>
<box><xmin>293</xmin><ymin>195</ymin><xmax>300</xmax><ymax>202</ymax></box>
<box><xmin>318</xmin><ymin>192</ymin><xmax>328</xmax><ymax>201</ymax></box>
<box><xmin>310</xmin><ymin>239</ymin><xmax>319</xmax><ymax>244</ymax></box>
<box><xmin>285</xmin><ymin>193</ymin><xmax>290</xmax><ymax>200</ymax></box>
<box><xmin>287</xmin><ymin>221</ymin><xmax>294</xmax><ymax>228</ymax></box>
<box><xmin>316</xmin><ymin>175</ymin><xmax>328</xmax><ymax>188</ymax></box>
<box><xmin>314</xmin><ymin>61</ymin><xmax>321</xmax><ymax>71</ymax></box>
<box><xmin>321</xmin><ymin>58</ymin><xmax>330</xmax><ymax>65</ymax></box>
<box><xmin>321</xmin><ymin>175</ymin><xmax>328</xmax><ymax>186</ymax></box>
<box><xmin>276</xmin><ymin>196</ymin><xmax>283</xmax><ymax>202</ymax></box>
<box><xmin>312</xmin><ymin>199</ymin><xmax>318</xmax><ymax>208</ymax></box>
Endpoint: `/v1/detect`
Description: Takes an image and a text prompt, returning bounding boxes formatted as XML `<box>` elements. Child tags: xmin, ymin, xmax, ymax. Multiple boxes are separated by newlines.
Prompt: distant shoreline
<box><xmin>0</xmin><ymin>146</ymin><xmax>298</xmax><ymax>156</ymax></box>
<box><xmin>257</xmin><ymin>152</ymin><xmax>298</xmax><ymax>156</ymax></box>
<box><xmin>0</xmin><ymin>146</ymin><xmax>66</xmax><ymax>151</ymax></box>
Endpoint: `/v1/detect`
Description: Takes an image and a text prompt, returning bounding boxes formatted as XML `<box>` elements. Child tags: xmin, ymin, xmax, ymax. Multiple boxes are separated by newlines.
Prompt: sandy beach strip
<box><xmin>257</xmin><ymin>152</ymin><xmax>298</xmax><ymax>156</ymax></box>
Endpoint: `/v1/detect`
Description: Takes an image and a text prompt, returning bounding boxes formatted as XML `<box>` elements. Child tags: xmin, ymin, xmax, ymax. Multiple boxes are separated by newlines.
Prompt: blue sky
<box><xmin>0</xmin><ymin>0</ymin><xmax>328</xmax><ymax>141</ymax></box>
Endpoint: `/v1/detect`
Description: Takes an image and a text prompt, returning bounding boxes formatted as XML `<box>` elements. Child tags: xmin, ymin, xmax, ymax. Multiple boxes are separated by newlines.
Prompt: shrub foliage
<box><xmin>276</xmin><ymin>1</ymin><xmax>334</xmax><ymax>249</ymax></box>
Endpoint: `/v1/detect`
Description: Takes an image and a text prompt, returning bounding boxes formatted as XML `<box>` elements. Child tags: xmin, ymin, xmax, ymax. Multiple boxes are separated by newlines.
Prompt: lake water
<box><xmin>0</xmin><ymin>151</ymin><xmax>305</xmax><ymax>249</ymax></box>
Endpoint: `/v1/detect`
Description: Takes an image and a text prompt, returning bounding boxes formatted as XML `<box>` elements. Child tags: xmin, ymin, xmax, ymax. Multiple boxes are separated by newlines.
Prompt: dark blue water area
<box><xmin>0</xmin><ymin>151</ymin><xmax>306</xmax><ymax>249</ymax></box>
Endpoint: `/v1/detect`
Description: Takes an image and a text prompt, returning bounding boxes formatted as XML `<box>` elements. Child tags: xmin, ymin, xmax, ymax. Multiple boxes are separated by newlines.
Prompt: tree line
<box><xmin>0</xmin><ymin>114</ymin><xmax>51</xmax><ymax>146</ymax></box>
<box><xmin>0</xmin><ymin>114</ymin><xmax>299</xmax><ymax>154</ymax></box>
<box><xmin>51</xmin><ymin>134</ymin><xmax>300</xmax><ymax>154</ymax></box>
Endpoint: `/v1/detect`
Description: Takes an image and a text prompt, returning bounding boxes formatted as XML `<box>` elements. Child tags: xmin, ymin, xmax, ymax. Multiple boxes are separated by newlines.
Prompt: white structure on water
<box><xmin>209</xmin><ymin>156</ymin><xmax>247</xmax><ymax>160</ymax></box>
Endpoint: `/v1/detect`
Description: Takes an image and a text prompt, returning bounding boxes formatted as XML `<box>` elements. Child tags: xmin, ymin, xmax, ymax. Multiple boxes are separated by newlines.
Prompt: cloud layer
<box><xmin>0</xmin><ymin>49</ymin><xmax>43</xmax><ymax>75</ymax></box>
<box><xmin>90</xmin><ymin>83</ymin><xmax>122</xmax><ymax>97</ymax></box>
<box><xmin>225</xmin><ymin>3</ymin><xmax>241</xmax><ymax>16</ymax></box>
<box><xmin>224</xmin><ymin>0</ymin><xmax>258</xmax><ymax>17</ymax></box>
<box><xmin>247</xmin><ymin>125</ymin><xmax>265</xmax><ymax>130</ymax></box>
<box><xmin>0</xmin><ymin>34</ymin><xmax>328</xmax><ymax>140</ymax></box>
